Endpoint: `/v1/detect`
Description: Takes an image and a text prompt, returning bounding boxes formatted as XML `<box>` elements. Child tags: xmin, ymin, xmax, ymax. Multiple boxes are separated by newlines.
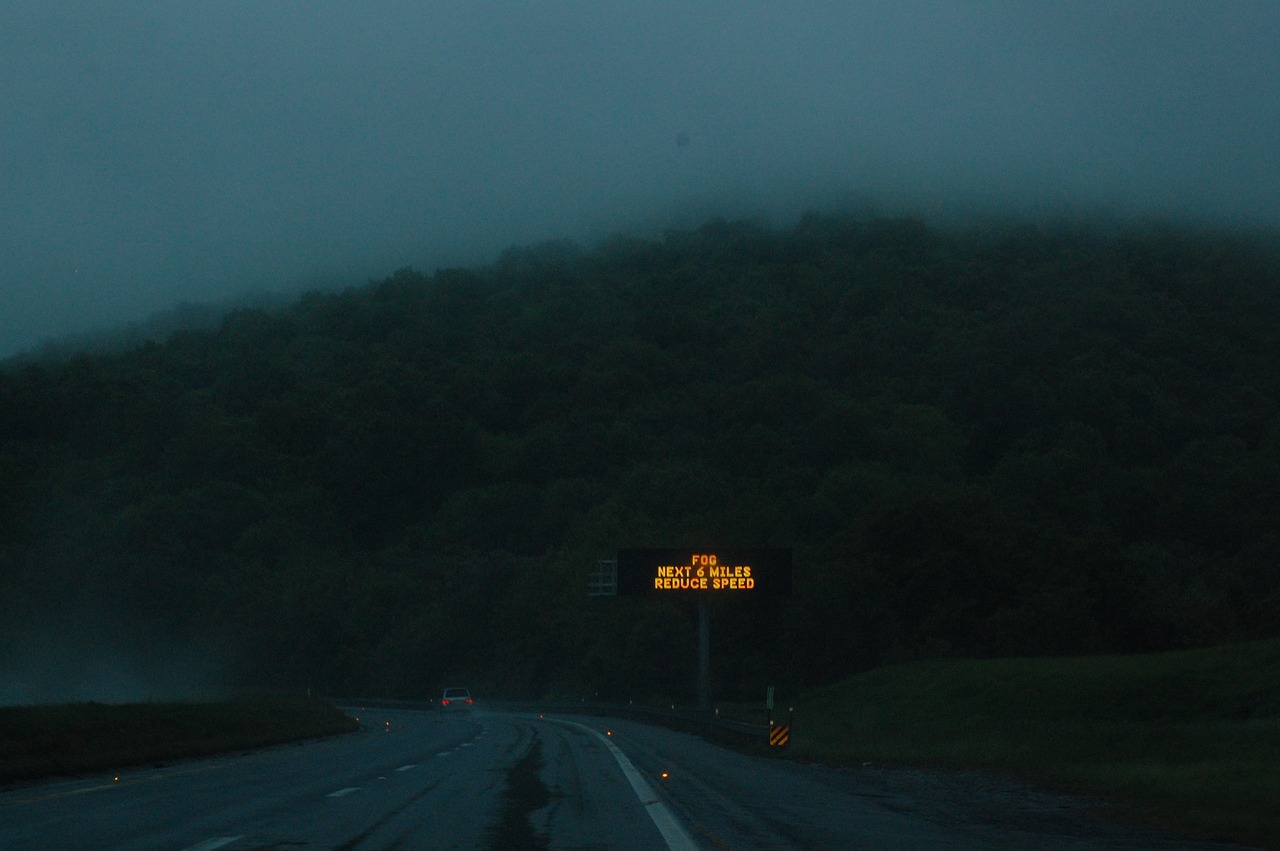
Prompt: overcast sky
<box><xmin>2</xmin><ymin>1</ymin><xmax>1278</xmax><ymax>356</ymax></box>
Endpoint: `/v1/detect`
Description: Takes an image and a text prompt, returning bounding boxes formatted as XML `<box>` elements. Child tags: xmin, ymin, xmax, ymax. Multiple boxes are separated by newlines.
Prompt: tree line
<box><xmin>2</xmin><ymin>212</ymin><xmax>1278</xmax><ymax>703</ymax></box>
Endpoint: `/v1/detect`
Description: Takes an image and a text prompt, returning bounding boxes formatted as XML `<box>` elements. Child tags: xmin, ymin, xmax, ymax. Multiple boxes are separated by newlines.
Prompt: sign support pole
<box><xmin>608</xmin><ymin>549</ymin><xmax>793</xmax><ymax>710</ymax></box>
<box><xmin>698</xmin><ymin>596</ymin><xmax>710</xmax><ymax>709</ymax></box>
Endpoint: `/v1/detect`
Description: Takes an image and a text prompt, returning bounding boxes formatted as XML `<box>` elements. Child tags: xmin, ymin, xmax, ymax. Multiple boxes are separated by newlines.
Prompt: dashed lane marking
<box><xmin>181</xmin><ymin>838</ymin><xmax>243</xmax><ymax>851</ymax></box>
<box><xmin>395</xmin><ymin>764</ymin><xmax>417</xmax><ymax>772</ymax></box>
<box><xmin>327</xmin><ymin>787</ymin><xmax>362</xmax><ymax>798</ymax></box>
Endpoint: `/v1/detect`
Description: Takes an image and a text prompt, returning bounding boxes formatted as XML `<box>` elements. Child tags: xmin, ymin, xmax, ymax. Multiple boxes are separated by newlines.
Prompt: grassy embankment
<box><xmin>787</xmin><ymin>638</ymin><xmax>1280</xmax><ymax>848</ymax></box>
<box><xmin>0</xmin><ymin>692</ymin><xmax>357</xmax><ymax>785</ymax></box>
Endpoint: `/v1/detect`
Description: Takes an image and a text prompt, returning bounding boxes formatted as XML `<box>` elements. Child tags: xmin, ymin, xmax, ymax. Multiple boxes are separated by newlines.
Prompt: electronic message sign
<box><xmin>615</xmin><ymin>548</ymin><xmax>792</xmax><ymax>596</ymax></box>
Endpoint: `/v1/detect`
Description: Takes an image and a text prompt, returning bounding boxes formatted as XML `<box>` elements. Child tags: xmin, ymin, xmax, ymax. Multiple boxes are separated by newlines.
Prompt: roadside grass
<box><xmin>0</xmin><ymin>692</ymin><xmax>358</xmax><ymax>785</ymax></box>
<box><xmin>786</xmin><ymin>639</ymin><xmax>1280</xmax><ymax>848</ymax></box>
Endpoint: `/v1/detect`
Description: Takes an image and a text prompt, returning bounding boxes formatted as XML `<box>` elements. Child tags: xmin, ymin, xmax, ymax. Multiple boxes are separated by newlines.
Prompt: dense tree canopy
<box><xmin>2</xmin><ymin>212</ymin><xmax>1279</xmax><ymax>703</ymax></box>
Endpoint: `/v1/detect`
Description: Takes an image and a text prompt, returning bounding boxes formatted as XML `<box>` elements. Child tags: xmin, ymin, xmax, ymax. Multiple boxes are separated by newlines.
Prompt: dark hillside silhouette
<box><xmin>2</xmin><ymin>213</ymin><xmax>1278</xmax><ymax>702</ymax></box>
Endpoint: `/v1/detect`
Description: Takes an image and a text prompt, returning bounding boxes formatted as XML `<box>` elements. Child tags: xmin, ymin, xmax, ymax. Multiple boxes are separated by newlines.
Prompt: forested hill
<box><xmin>2</xmin><ymin>213</ymin><xmax>1280</xmax><ymax>703</ymax></box>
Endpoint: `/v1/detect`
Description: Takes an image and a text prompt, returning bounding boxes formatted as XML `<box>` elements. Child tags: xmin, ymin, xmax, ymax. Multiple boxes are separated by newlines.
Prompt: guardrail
<box><xmin>494</xmin><ymin>700</ymin><xmax>771</xmax><ymax>744</ymax></box>
<box><xmin>332</xmin><ymin>697</ymin><xmax>776</xmax><ymax>747</ymax></box>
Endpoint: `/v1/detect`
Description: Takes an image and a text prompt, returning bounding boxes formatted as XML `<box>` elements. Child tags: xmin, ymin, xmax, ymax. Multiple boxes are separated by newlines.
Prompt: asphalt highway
<box><xmin>0</xmin><ymin>707</ymin><xmax>1249</xmax><ymax>850</ymax></box>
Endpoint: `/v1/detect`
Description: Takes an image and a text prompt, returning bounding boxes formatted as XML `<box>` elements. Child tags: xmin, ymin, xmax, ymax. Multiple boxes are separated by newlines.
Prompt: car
<box><xmin>438</xmin><ymin>687</ymin><xmax>473</xmax><ymax>713</ymax></box>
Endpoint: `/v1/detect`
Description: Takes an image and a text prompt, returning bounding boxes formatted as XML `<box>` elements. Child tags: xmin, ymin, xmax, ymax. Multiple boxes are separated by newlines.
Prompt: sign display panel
<box><xmin>615</xmin><ymin>548</ymin><xmax>792</xmax><ymax>596</ymax></box>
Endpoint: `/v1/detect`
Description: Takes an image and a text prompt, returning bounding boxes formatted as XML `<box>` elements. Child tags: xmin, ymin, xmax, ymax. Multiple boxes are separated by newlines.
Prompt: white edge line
<box><xmin>550</xmin><ymin>719</ymin><xmax>699</xmax><ymax>851</ymax></box>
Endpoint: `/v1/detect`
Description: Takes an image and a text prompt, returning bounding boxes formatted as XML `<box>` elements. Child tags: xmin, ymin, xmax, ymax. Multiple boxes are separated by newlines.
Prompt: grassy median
<box><xmin>790</xmin><ymin>638</ymin><xmax>1280</xmax><ymax>848</ymax></box>
<box><xmin>0</xmin><ymin>692</ymin><xmax>358</xmax><ymax>785</ymax></box>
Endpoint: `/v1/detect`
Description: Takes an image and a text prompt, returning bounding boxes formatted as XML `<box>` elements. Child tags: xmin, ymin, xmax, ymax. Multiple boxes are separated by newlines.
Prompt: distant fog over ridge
<box><xmin>3</xmin><ymin>1</ymin><xmax>1278</xmax><ymax>356</ymax></box>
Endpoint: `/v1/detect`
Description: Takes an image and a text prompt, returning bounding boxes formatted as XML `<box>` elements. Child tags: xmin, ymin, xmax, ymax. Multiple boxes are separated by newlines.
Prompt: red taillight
<box><xmin>466</xmin><ymin>698</ymin><xmax>473</xmax><ymax>704</ymax></box>
<box><xmin>441</xmin><ymin>699</ymin><xmax>450</xmax><ymax>706</ymax></box>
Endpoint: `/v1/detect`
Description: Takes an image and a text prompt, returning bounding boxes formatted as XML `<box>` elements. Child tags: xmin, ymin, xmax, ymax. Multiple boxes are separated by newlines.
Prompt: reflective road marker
<box><xmin>551</xmin><ymin>719</ymin><xmax>698</xmax><ymax>851</ymax></box>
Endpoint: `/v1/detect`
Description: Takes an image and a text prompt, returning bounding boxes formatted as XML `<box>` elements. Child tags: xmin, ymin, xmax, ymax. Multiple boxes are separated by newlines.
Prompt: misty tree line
<box><xmin>1</xmin><ymin>212</ymin><xmax>1279</xmax><ymax>702</ymax></box>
